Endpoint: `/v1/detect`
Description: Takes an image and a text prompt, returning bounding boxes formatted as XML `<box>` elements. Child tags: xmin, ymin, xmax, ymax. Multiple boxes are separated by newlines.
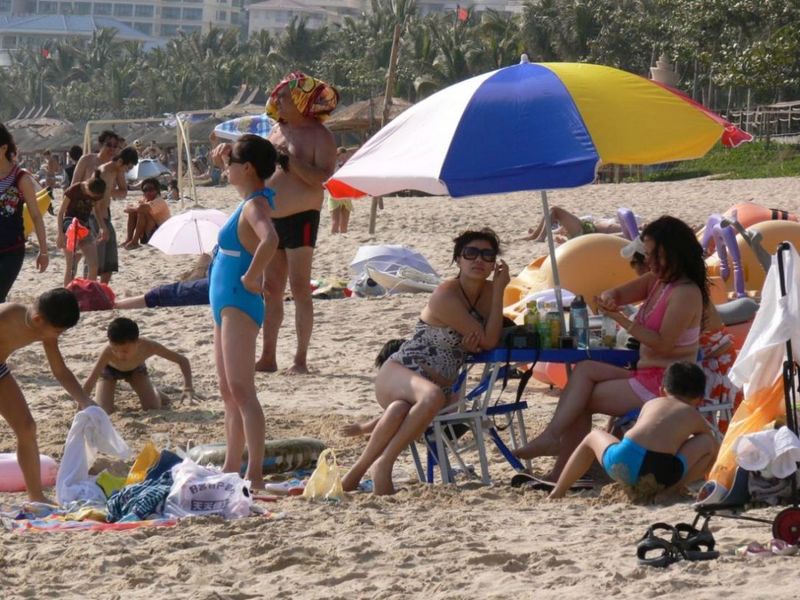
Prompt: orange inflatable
<box><xmin>726</xmin><ymin>202</ymin><xmax>798</xmax><ymax>229</ymax></box>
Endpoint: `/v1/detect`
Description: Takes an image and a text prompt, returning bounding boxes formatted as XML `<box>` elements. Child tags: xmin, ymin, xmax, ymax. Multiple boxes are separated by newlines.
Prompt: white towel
<box><xmin>55</xmin><ymin>406</ymin><xmax>131</xmax><ymax>505</ymax></box>
<box><xmin>733</xmin><ymin>426</ymin><xmax>800</xmax><ymax>479</ymax></box>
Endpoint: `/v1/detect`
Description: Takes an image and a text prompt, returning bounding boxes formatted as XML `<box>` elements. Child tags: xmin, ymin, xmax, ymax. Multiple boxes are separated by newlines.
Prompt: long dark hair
<box><xmin>641</xmin><ymin>216</ymin><xmax>709</xmax><ymax>309</ymax></box>
<box><xmin>451</xmin><ymin>228</ymin><xmax>501</xmax><ymax>263</ymax></box>
<box><xmin>0</xmin><ymin>122</ymin><xmax>16</xmax><ymax>161</ymax></box>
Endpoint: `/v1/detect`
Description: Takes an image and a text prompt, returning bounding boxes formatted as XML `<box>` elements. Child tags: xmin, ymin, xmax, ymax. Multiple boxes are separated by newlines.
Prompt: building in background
<box><xmin>0</xmin><ymin>0</ymin><xmax>242</xmax><ymax>40</ymax></box>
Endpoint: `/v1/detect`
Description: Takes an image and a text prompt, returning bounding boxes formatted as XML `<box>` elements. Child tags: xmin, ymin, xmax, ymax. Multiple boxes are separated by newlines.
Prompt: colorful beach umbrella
<box><xmin>213</xmin><ymin>114</ymin><xmax>275</xmax><ymax>142</ymax></box>
<box><xmin>326</xmin><ymin>62</ymin><xmax>751</xmax><ymax>199</ymax></box>
<box><xmin>325</xmin><ymin>61</ymin><xmax>752</xmax><ymax>321</ymax></box>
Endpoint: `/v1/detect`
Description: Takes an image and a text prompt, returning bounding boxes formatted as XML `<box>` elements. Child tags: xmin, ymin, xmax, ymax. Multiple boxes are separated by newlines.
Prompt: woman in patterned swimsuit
<box><xmin>513</xmin><ymin>216</ymin><xmax>708</xmax><ymax>485</ymax></box>
<box><xmin>342</xmin><ymin>229</ymin><xmax>511</xmax><ymax>495</ymax></box>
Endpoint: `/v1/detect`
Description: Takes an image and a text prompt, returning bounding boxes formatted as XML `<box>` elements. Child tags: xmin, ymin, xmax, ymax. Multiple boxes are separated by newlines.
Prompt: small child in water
<box><xmin>549</xmin><ymin>361</ymin><xmax>718</xmax><ymax>499</ymax></box>
<box><xmin>0</xmin><ymin>289</ymin><xmax>94</xmax><ymax>502</ymax></box>
<box><xmin>83</xmin><ymin>317</ymin><xmax>195</xmax><ymax>413</ymax></box>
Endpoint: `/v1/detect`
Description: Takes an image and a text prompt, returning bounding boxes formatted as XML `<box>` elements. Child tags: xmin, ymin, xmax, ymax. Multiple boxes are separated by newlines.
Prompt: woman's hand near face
<box><xmin>493</xmin><ymin>259</ymin><xmax>511</xmax><ymax>290</ymax></box>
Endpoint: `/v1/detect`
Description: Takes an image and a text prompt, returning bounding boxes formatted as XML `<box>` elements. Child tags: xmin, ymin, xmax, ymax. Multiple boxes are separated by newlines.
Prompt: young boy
<box><xmin>0</xmin><ymin>289</ymin><xmax>94</xmax><ymax>502</ymax></box>
<box><xmin>83</xmin><ymin>317</ymin><xmax>194</xmax><ymax>414</ymax></box>
<box><xmin>549</xmin><ymin>361</ymin><xmax>719</xmax><ymax>499</ymax></box>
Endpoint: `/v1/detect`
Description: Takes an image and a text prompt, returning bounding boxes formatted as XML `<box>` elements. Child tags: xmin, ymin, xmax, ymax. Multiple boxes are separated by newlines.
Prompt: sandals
<box><xmin>510</xmin><ymin>472</ymin><xmax>593</xmax><ymax>492</ymax></box>
<box><xmin>637</xmin><ymin>521</ymin><xmax>720</xmax><ymax>568</ymax></box>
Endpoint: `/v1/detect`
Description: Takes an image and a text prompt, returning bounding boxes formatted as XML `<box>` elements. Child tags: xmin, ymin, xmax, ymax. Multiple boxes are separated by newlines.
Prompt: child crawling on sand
<box><xmin>0</xmin><ymin>289</ymin><xmax>94</xmax><ymax>502</ymax></box>
<box><xmin>83</xmin><ymin>317</ymin><xmax>195</xmax><ymax>414</ymax></box>
<box><xmin>549</xmin><ymin>361</ymin><xmax>719</xmax><ymax>499</ymax></box>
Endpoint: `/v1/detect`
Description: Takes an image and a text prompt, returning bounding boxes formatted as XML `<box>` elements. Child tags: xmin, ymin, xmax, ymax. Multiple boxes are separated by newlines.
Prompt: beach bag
<box><xmin>66</xmin><ymin>278</ymin><xmax>115</xmax><ymax>311</ymax></box>
<box><xmin>164</xmin><ymin>458</ymin><xmax>251</xmax><ymax>519</ymax></box>
<box><xmin>302</xmin><ymin>449</ymin><xmax>344</xmax><ymax>501</ymax></box>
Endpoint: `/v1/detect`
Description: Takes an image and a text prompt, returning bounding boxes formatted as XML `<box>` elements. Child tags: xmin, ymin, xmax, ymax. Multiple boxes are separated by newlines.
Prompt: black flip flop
<box><xmin>672</xmin><ymin>522</ymin><xmax>720</xmax><ymax>561</ymax></box>
<box><xmin>510</xmin><ymin>473</ymin><xmax>593</xmax><ymax>491</ymax></box>
<box><xmin>637</xmin><ymin>523</ymin><xmax>680</xmax><ymax>568</ymax></box>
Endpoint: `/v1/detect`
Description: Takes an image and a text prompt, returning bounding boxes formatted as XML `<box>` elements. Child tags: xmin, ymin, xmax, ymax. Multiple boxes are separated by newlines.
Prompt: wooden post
<box><xmin>369</xmin><ymin>22</ymin><xmax>403</xmax><ymax>235</ymax></box>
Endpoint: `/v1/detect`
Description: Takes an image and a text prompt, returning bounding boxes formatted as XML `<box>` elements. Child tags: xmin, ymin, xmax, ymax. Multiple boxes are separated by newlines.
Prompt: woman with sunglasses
<box><xmin>208</xmin><ymin>134</ymin><xmax>285</xmax><ymax>490</ymax></box>
<box><xmin>342</xmin><ymin>228</ymin><xmax>510</xmax><ymax>495</ymax></box>
<box><xmin>512</xmin><ymin>216</ymin><xmax>708</xmax><ymax>488</ymax></box>
<box><xmin>0</xmin><ymin>123</ymin><xmax>49</xmax><ymax>302</ymax></box>
<box><xmin>122</xmin><ymin>177</ymin><xmax>171</xmax><ymax>249</ymax></box>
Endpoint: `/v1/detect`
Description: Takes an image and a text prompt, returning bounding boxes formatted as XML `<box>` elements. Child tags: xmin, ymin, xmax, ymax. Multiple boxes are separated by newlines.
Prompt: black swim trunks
<box><xmin>272</xmin><ymin>209</ymin><xmax>320</xmax><ymax>249</ymax></box>
<box><xmin>101</xmin><ymin>363</ymin><xmax>148</xmax><ymax>382</ymax></box>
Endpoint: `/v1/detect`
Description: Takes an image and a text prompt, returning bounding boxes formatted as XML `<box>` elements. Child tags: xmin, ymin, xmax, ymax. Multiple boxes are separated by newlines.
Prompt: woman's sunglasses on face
<box><xmin>461</xmin><ymin>246</ymin><xmax>497</xmax><ymax>262</ymax></box>
<box><xmin>142</xmin><ymin>187</ymin><xmax>157</xmax><ymax>194</ymax></box>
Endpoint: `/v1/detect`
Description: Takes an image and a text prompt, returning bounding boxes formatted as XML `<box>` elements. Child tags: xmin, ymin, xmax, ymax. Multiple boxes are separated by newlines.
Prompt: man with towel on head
<box><xmin>237</xmin><ymin>71</ymin><xmax>338</xmax><ymax>374</ymax></box>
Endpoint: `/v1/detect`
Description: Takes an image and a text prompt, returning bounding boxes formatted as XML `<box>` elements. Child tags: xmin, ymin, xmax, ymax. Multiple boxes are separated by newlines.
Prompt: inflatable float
<box><xmin>187</xmin><ymin>437</ymin><xmax>327</xmax><ymax>475</ymax></box>
<box><xmin>22</xmin><ymin>188</ymin><xmax>53</xmax><ymax>237</ymax></box>
<box><xmin>504</xmin><ymin>234</ymin><xmax>635</xmax><ymax>321</ymax></box>
<box><xmin>0</xmin><ymin>453</ymin><xmax>58</xmax><ymax>492</ymax></box>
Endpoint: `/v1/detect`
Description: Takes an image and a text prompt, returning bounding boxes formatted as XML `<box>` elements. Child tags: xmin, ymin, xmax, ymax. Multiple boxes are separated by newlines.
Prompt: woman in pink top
<box><xmin>513</xmin><ymin>216</ymin><xmax>708</xmax><ymax>482</ymax></box>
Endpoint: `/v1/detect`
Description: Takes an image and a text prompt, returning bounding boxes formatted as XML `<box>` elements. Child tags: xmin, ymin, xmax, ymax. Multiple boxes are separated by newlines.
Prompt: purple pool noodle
<box><xmin>712</xmin><ymin>224</ymin><xmax>729</xmax><ymax>281</ymax></box>
<box><xmin>616</xmin><ymin>208</ymin><xmax>639</xmax><ymax>241</ymax></box>
<box><xmin>702</xmin><ymin>214</ymin><xmax>723</xmax><ymax>253</ymax></box>
<box><xmin>720</xmin><ymin>223</ymin><xmax>746</xmax><ymax>297</ymax></box>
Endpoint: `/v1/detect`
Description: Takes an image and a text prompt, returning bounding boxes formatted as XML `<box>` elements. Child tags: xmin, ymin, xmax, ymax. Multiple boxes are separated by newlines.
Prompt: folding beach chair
<box><xmin>408</xmin><ymin>358</ymin><xmax>532</xmax><ymax>485</ymax></box>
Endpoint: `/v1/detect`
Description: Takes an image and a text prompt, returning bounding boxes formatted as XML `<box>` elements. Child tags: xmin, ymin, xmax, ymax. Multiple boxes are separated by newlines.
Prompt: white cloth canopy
<box><xmin>148</xmin><ymin>209</ymin><xmax>228</xmax><ymax>255</ymax></box>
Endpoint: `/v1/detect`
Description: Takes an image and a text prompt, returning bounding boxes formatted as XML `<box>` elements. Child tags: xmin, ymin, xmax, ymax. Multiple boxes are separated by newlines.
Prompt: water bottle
<box><xmin>570</xmin><ymin>295</ymin><xmax>590</xmax><ymax>349</ymax></box>
<box><xmin>523</xmin><ymin>301</ymin><xmax>539</xmax><ymax>331</ymax></box>
<box><xmin>602</xmin><ymin>315</ymin><xmax>618</xmax><ymax>348</ymax></box>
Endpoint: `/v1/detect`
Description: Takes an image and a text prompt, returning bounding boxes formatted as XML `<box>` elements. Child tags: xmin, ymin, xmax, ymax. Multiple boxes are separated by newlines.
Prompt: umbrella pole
<box><xmin>193</xmin><ymin>218</ymin><xmax>203</xmax><ymax>254</ymax></box>
<box><xmin>540</xmin><ymin>190</ymin><xmax>568</xmax><ymax>338</ymax></box>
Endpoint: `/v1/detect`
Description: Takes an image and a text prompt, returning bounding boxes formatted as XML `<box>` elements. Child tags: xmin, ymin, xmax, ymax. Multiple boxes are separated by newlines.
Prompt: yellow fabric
<box><xmin>96</xmin><ymin>470</ymin><xmax>128</xmax><ymax>498</ymax></box>
<box><xmin>126</xmin><ymin>441</ymin><xmax>160</xmax><ymax>486</ymax></box>
<box><xmin>542</xmin><ymin>63</ymin><xmax>724</xmax><ymax>165</ymax></box>
<box><xmin>707</xmin><ymin>376</ymin><xmax>786</xmax><ymax>490</ymax></box>
<box><xmin>266</xmin><ymin>71</ymin><xmax>339</xmax><ymax>123</ymax></box>
<box><xmin>64</xmin><ymin>507</ymin><xmax>108</xmax><ymax>522</ymax></box>
<box><xmin>22</xmin><ymin>188</ymin><xmax>52</xmax><ymax>236</ymax></box>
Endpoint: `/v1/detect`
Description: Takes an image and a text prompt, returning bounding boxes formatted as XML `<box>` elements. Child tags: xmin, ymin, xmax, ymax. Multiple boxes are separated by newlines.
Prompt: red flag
<box><xmin>41</xmin><ymin>48</ymin><xmax>50</xmax><ymax>59</ymax></box>
<box><xmin>457</xmin><ymin>7</ymin><xmax>468</xmax><ymax>21</ymax></box>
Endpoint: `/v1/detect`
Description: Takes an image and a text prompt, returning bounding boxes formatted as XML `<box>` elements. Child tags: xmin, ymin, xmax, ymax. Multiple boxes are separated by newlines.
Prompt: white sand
<box><xmin>3</xmin><ymin>177</ymin><xmax>800</xmax><ymax>599</ymax></box>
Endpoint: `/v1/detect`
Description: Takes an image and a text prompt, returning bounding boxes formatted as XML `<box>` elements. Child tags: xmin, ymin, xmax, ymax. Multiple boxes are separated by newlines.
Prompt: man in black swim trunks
<box><xmin>258</xmin><ymin>72</ymin><xmax>338</xmax><ymax>374</ymax></box>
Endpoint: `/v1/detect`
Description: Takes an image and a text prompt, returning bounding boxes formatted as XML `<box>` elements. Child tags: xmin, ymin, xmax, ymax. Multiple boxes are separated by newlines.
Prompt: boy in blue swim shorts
<box><xmin>549</xmin><ymin>361</ymin><xmax>719</xmax><ymax>499</ymax></box>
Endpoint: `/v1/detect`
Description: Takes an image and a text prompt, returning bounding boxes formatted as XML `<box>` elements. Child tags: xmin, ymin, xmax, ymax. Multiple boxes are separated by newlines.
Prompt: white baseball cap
<box><xmin>620</xmin><ymin>237</ymin><xmax>646</xmax><ymax>259</ymax></box>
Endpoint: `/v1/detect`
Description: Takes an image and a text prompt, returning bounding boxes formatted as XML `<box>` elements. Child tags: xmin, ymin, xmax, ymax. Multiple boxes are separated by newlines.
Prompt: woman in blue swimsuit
<box><xmin>341</xmin><ymin>229</ymin><xmax>511</xmax><ymax>495</ymax></box>
<box><xmin>210</xmin><ymin>134</ymin><xmax>285</xmax><ymax>490</ymax></box>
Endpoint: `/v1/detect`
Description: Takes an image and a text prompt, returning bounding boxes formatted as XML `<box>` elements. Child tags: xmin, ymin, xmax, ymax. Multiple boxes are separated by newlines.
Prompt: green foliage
<box><xmin>644</xmin><ymin>141</ymin><xmax>800</xmax><ymax>181</ymax></box>
<box><xmin>1</xmin><ymin>0</ymin><xmax>799</xmax><ymax>129</ymax></box>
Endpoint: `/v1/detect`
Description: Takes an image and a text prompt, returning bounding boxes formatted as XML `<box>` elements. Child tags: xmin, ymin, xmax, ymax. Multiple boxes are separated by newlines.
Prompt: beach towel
<box><xmin>107</xmin><ymin>471</ymin><xmax>174</xmax><ymax>522</ymax></box>
<box><xmin>266</xmin><ymin>72</ymin><xmax>340</xmax><ymax>122</ymax></box>
<box><xmin>56</xmin><ymin>406</ymin><xmax>131</xmax><ymax>505</ymax></box>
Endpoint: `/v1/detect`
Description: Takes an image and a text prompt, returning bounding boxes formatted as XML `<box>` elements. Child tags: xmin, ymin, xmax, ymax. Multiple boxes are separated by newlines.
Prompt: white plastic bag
<box><xmin>56</xmin><ymin>406</ymin><xmax>131</xmax><ymax>505</ymax></box>
<box><xmin>302</xmin><ymin>449</ymin><xmax>344</xmax><ymax>501</ymax></box>
<box><xmin>164</xmin><ymin>458</ymin><xmax>251</xmax><ymax>519</ymax></box>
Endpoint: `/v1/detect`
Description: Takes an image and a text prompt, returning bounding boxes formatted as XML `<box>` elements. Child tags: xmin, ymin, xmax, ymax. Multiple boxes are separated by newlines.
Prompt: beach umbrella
<box><xmin>214</xmin><ymin>114</ymin><xmax>275</xmax><ymax>142</ymax></box>
<box><xmin>326</xmin><ymin>61</ymin><xmax>752</xmax><ymax>319</ymax></box>
<box><xmin>350</xmin><ymin>244</ymin><xmax>438</xmax><ymax>277</ymax></box>
<box><xmin>127</xmin><ymin>158</ymin><xmax>171</xmax><ymax>180</ymax></box>
<box><xmin>148</xmin><ymin>209</ymin><xmax>228</xmax><ymax>255</ymax></box>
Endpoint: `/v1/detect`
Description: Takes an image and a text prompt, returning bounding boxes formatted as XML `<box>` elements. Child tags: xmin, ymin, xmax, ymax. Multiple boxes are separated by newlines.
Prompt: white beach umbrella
<box><xmin>349</xmin><ymin>244</ymin><xmax>438</xmax><ymax>277</ymax></box>
<box><xmin>148</xmin><ymin>209</ymin><xmax>228</xmax><ymax>255</ymax></box>
<box><xmin>127</xmin><ymin>158</ymin><xmax>171</xmax><ymax>180</ymax></box>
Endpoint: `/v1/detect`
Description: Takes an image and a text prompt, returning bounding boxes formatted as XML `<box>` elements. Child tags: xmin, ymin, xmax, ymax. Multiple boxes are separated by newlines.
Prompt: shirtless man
<box><xmin>0</xmin><ymin>289</ymin><xmax>94</xmax><ymax>502</ymax></box>
<box><xmin>72</xmin><ymin>131</ymin><xmax>138</xmax><ymax>283</ymax></box>
<box><xmin>213</xmin><ymin>72</ymin><xmax>338</xmax><ymax>374</ymax></box>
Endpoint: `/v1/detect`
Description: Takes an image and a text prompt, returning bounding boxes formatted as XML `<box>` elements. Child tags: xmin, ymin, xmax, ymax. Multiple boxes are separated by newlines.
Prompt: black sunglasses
<box><xmin>142</xmin><ymin>187</ymin><xmax>158</xmax><ymax>193</ymax></box>
<box><xmin>228</xmin><ymin>155</ymin><xmax>246</xmax><ymax>165</ymax></box>
<box><xmin>461</xmin><ymin>246</ymin><xmax>497</xmax><ymax>262</ymax></box>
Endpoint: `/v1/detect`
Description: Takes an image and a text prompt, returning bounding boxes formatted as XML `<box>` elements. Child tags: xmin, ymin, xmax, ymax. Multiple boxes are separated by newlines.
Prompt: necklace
<box><xmin>457</xmin><ymin>277</ymin><xmax>482</xmax><ymax>313</ymax></box>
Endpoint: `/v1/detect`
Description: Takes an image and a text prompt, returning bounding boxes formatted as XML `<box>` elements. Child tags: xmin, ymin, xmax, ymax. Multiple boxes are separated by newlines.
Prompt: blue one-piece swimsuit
<box><xmin>209</xmin><ymin>188</ymin><xmax>275</xmax><ymax>327</ymax></box>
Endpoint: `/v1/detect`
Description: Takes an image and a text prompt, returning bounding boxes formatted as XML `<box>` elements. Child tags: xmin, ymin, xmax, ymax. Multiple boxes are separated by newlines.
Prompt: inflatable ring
<box><xmin>0</xmin><ymin>452</ymin><xmax>58</xmax><ymax>492</ymax></box>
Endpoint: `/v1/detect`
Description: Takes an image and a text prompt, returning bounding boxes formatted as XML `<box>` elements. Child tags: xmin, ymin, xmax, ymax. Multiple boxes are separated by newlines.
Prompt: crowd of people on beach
<box><xmin>0</xmin><ymin>69</ymin><xmax>749</xmax><ymax>506</ymax></box>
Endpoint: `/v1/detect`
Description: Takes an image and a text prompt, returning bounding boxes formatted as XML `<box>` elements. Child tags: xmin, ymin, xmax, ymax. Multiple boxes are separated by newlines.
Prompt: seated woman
<box><xmin>512</xmin><ymin>216</ymin><xmax>708</xmax><ymax>484</ymax></box>
<box><xmin>519</xmin><ymin>206</ymin><xmax>625</xmax><ymax>242</ymax></box>
<box><xmin>341</xmin><ymin>229</ymin><xmax>510</xmax><ymax>495</ymax></box>
<box><xmin>122</xmin><ymin>177</ymin><xmax>171</xmax><ymax>249</ymax></box>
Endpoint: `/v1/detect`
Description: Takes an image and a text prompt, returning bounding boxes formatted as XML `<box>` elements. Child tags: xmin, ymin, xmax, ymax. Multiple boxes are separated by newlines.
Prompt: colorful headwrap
<box><xmin>266</xmin><ymin>72</ymin><xmax>340</xmax><ymax>123</ymax></box>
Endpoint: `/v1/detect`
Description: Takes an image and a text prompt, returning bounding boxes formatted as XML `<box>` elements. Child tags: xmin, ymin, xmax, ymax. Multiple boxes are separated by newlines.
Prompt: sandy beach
<box><xmin>3</xmin><ymin>176</ymin><xmax>800</xmax><ymax>600</ymax></box>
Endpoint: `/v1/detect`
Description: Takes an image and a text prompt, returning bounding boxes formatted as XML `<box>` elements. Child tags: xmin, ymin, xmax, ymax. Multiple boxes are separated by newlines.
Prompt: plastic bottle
<box><xmin>570</xmin><ymin>295</ymin><xmax>590</xmax><ymax>349</ymax></box>
<box><xmin>602</xmin><ymin>315</ymin><xmax>618</xmax><ymax>348</ymax></box>
<box><xmin>523</xmin><ymin>301</ymin><xmax>540</xmax><ymax>331</ymax></box>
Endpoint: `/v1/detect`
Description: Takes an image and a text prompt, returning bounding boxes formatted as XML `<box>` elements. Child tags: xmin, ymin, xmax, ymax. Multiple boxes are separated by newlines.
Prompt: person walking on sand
<box><xmin>0</xmin><ymin>123</ymin><xmax>49</xmax><ymax>302</ymax></box>
<box><xmin>211</xmin><ymin>72</ymin><xmax>338</xmax><ymax>375</ymax></box>
<box><xmin>209</xmin><ymin>134</ymin><xmax>283</xmax><ymax>490</ymax></box>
